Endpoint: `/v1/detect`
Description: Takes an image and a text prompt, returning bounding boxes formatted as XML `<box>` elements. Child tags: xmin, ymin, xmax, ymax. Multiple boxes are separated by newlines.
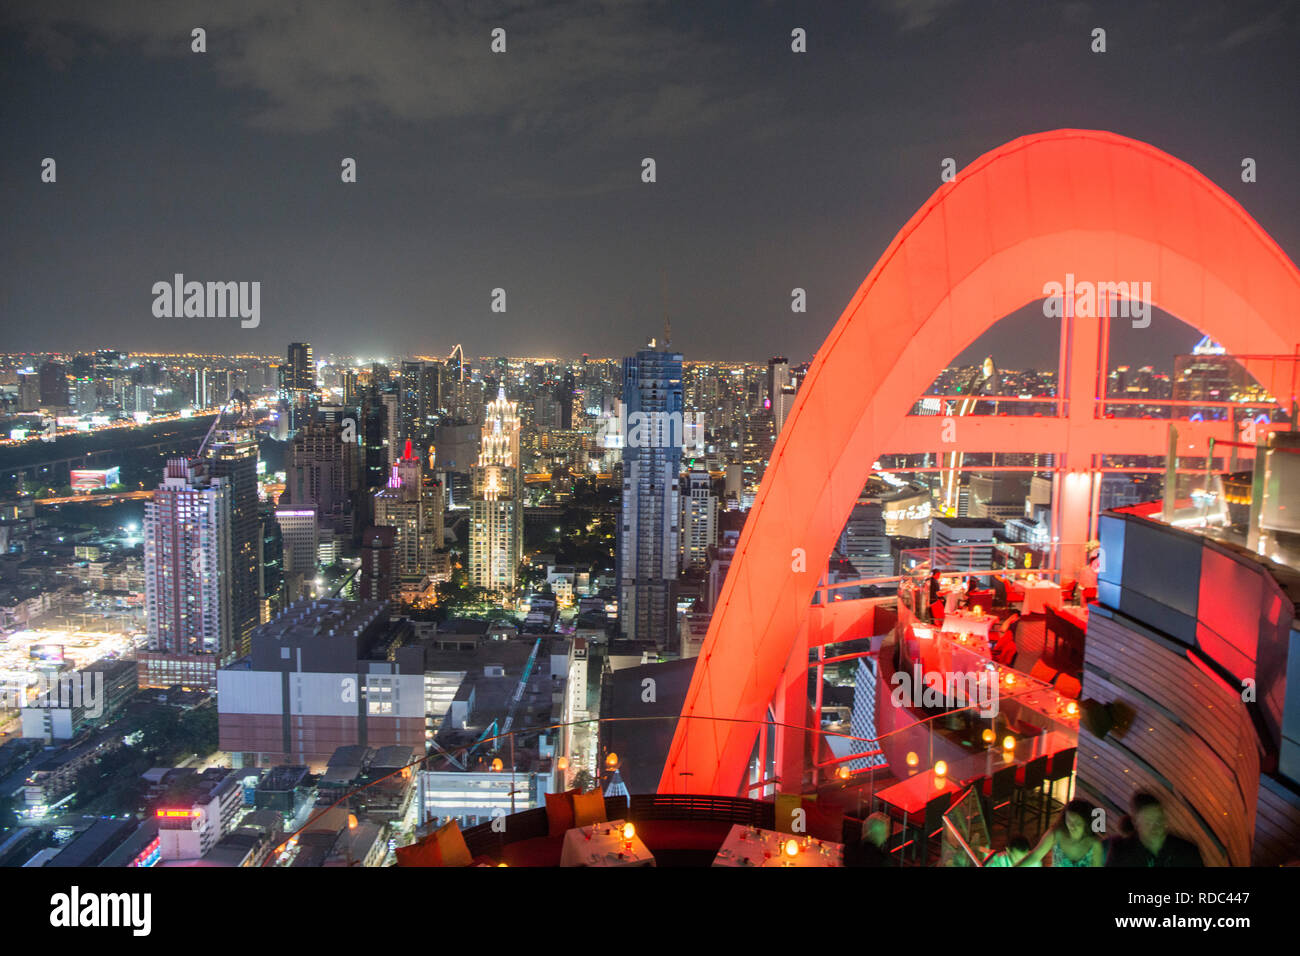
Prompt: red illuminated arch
<box><xmin>661</xmin><ymin>129</ymin><xmax>1300</xmax><ymax>795</ymax></box>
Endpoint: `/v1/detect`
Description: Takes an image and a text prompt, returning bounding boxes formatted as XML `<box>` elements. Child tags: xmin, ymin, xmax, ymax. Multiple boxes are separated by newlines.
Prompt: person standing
<box><xmin>1106</xmin><ymin>792</ymin><xmax>1204</xmax><ymax>867</ymax></box>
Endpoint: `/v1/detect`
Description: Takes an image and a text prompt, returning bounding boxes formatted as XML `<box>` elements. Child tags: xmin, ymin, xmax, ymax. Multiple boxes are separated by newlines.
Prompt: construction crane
<box><xmin>497</xmin><ymin>638</ymin><xmax>542</xmax><ymax>749</ymax></box>
<box><xmin>428</xmin><ymin>719</ymin><xmax>499</xmax><ymax>770</ymax></box>
<box><xmin>196</xmin><ymin>389</ymin><xmax>254</xmax><ymax>459</ymax></box>
<box><xmin>938</xmin><ymin>357</ymin><xmax>1002</xmax><ymax>516</ymax></box>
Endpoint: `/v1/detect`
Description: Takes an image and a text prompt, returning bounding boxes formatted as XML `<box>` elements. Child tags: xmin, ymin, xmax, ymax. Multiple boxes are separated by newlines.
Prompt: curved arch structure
<box><xmin>660</xmin><ymin>129</ymin><xmax>1300</xmax><ymax>796</ymax></box>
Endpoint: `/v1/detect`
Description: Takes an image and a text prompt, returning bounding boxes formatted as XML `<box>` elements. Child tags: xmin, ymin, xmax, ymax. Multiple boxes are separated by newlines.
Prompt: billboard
<box><xmin>70</xmin><ymin>467</ymin><xmax>121</xmax><ymax>491</ymax></box>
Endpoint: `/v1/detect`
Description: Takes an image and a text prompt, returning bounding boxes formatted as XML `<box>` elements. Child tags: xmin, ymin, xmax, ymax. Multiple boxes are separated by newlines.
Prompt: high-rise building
<box><xmin>380</xmin><ymin>392</ymin><xmax>400</xmax><ymax>465</ymax></box>
<box><xmin>838</xmin><ymin>499</ymin><xmax>892</xmax><ymax>580</ymax></box>
<box><xmin>258</xmin><ymin>503</ymin><xmax>284</xmax><ymax>624</ymax></box>
<box><xmin>469</xmin><ymin>388</ymin><xmax>523</xmax><ymax>592</ymax></box>
<box><xmin>774</xmin><ymin>384</ymin><xmax>798</xmax><ymax>435</ymax></box>
<box><xmin>619</xmin><ymin>344</ymin><xmax>684</xmax><ymax>645</ymax></box>
<box><xmin>400</xmin><ymin>361</ymin><xmax>440</xmax><ymax>454</ymax></box>
<box><xmin>38</xmin><ymin>361</ymin><xmax>69</xmax><ymax>408</ymax></box>
<box><xmin>681</xmin><ymin>471</ymin><xmax>717</xmax><ymax>570</ymax></box>
<box><xmin>358</xmin><ymin>525</ymin><xmax>397</xmax><ymax>601</ymax></box>
<box><xmin>203</xmin><ymin>419</ymin><xmax>262</xmax><ymax>658</ymax></box>
<box><xmin>283</xmin><ymin>422</ymin><xmax>359</xmax><ymax>536</ymax></box>
<box><xmin>373</xmin><ymin>440</ymin><xmax>444</xmax><ymax>594</ymax></box>
<box><xmin>274</xmin><ymin>506</ymin><xmax>319</xmax><ymax>577</ymax></box>
<box><xmin>17</xmin><ymin>372</ymin><xmax>40</xmax><ymax>411</ymax></box>
<box><xmin>141</xmin><ymin>458</ymin><xmax>233</xmax><ymax>690</ymax></box>
<box><xmin>766</xmin><ymin>356</ymin><xmax>789</xmax><ymax>410</ymax></box>
<box><xmin>286</xmin><ymin>343</ymin><xmax>315</xmax><ymax>393</ymax></box>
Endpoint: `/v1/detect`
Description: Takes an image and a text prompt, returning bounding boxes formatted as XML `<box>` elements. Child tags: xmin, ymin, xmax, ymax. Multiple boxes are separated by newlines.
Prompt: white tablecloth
<box><xmin>1020</xmin><ymin>580</ymin><xmax>1061</xmax><ymax>614</ymax></box>
<box><xmin>940</xmin><ymin>610</ymin><xmax>993</xmax><ymax>639</ymax></box>
<box><xmin>560</xmin><ymin>819</ymin><xmax>655</xmax><ymax>867</ymax></box>
<box><xmin>712</xmin><ymin>824</ymin><xmax>844</xmax><ymax>867</ymax></box>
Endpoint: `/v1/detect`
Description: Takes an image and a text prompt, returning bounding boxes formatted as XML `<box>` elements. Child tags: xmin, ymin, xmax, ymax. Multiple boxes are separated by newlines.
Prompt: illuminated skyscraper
<box><xmin>400</xmin><ymin>361</ymin><xmax>440</xmax><ymax>453</ymax></box>
<box><xmin>285</xmin><ymin>342</ymin><xmax>315</xmax><ymax>393</ymax></box>
<box><xmin>203</xmin><ymin>414</ymin><xmax>262</xmax><ymax>658</ymax></box>
<box><xmin>373</xmin><ymin>440</ymin><xmax>444</xmax><ymax>592</ymax></box>
<box><xmin>141</xmin><ymin>458</ymin><xmax>233</xmax><ymax>690</ymax></box>
<box><xmin>619</xmin><ymin>343</ymin><xmax>684</xmax><ymax>646</ymax></box>
<box><xmin>680</xmin><ymin>470</ymin><xmax>717</xmax><ymax>570</ymax></box>
<box><xmin>469</xmin><ymin>388</ymin><xmax>523</xmax><ymax>592</ymax></box>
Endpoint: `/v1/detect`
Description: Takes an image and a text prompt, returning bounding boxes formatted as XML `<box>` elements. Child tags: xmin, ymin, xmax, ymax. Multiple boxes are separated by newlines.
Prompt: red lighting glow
<box><xmin>660</xmin><ymin>129</ymin><xmax>1300</xmax><ymax>796</ymax></box>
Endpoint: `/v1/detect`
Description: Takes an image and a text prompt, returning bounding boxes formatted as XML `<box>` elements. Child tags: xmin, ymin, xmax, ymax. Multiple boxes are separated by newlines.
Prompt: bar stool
<box><xmin>914</xmin><ymin>792</ymin><xmax>951</xmax><ymax>865</ymax></box>
<box><xmin>979</xmin><ymin>764</ymin><xmax>1017</xmax><ymax>841</ymax></box>
<box><xmin>1015</xmin><ymin>755</ymin><xmax>1049</xmax><ymax>834</ymax></box>
<box><xmin>1042</xmin><ymin>747</ymin><xmax>1077</xmax><ymax>818</ymax></box>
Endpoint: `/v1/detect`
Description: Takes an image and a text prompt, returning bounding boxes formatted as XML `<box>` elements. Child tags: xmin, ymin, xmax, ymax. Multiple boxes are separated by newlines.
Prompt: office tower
<box><xmin>967</xmin><ymin>472</ymin><xmax>1032</xmax><ymax>522</ymax></box>
<box><xmin>141</xmin><ymin>458</ymin><xmax>233</xmax><ymax>690</ymax></box>
<box><xmin>274</xmin><ymin>505</ymin><xmax>319</xmax><ymax>577</ymax></box>
<box><xmin>360</xmin><ymin>392</ymin><xmax>391</xmax><ymax>491</ymax></box>
<box><xmin>283</xmin><ymin>422</ymin><xmax>358</xmax><ymax>536</ymax></box>
<box><xmin>774</xmin><ymin>384</ymin><xmax>798</xmax><ymax>435</ymax></box>
<box><xmin>400</xmin><ymin>361</ymin><xmax>440</xmax><ymax>453</ymax></box>
<box><xmin>341</xmin><ymin>368</ymin><xmax>359</xmax><ymax>405</ymax></box>
<box><xmin>359</xmin><ymin>525</ymin><xmax>397</xmax><ymax>601</ymax></box>
<box><xmin>286</xmin><ymin>343</ymin><xmax>315</xmax><ymax>393</ymax></box>
<box><xmin>380</xmin><ymin>391</ymin><xmax>400</xmax><ymax>464</ymax></box>
<box><xmin>469</xmin><ymin>388</ymin><xmax>523</xmax><ymax>592</ymax></box>
<box><xmin>559</xmin><ymin>370</ymin><xmax>576</xmax><ymax>430</ymax></box>
<box><xmin>73</xmin><ymin>376</ymin><xmax>98</xmax><ymax>413</ymax></box>
<box><xmin>373</xmin><ymin>440</ymin><xmax>444</xmax><ymax>592</ymax></box>
<box><xmin>838</xmin><ymin>499</ymin><xmax>892</xmax><ymax>579</ymax></box>
<box><xmin>258</xmin><ymin>504</ymin><xmax>284</xmax><ymax>624</ymax></box>
<box><xmin>929</xmin><ymin>516</ymin><xmax>1000</xmax><ymax>571</ymax></box>
<box><xmin>444</xmin><ymin>345</ymin><xmax>465</xmax><ymax>417</ymax></box>
<box><xmin>766</xmin><ymin>356</ymin><xmax>789</xmax><ymax>410</ymax></box>
<box><xmin>39</xmin><ymin>360</ymin><xmax>69</xmax><ymax>407</ymax></box>
<box><xmin>619</xmin><ymin>344</ymin><xmax>684</xmax><ymax>645</ymax></box>
<box><xmin>681</xmin><ymin>470</ymin><xmax>717</xmax><ymax>570</ymax></box>
<box><xmin>17</xmin><ymin>372</ymin><xmax>40</xmax><ymax>411</ymax></box>
<box><xmin>203</xmin><ymin>413</ymin><xmax>262</xmax><ymax>658</ymax></box>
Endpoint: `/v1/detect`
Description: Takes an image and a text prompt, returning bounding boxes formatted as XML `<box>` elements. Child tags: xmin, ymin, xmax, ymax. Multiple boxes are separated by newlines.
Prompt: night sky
<box><xmin>2</xmin><ymin>0</ymin><xmax>1297</xmax><ymax>368</ymax></box>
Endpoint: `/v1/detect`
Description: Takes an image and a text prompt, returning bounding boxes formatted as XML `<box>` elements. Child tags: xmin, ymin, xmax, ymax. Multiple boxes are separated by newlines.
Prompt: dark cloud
<box><xmin>1</xmin><ymin>0</ymin><xmax>1296</xmax><ymax>368</ymax></box>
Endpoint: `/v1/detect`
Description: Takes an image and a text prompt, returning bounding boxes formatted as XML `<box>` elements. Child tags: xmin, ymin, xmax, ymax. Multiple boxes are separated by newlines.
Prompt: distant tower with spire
<box><xmin>469</xmin><ymin>387</ymin><xmax>523</xmax><ymax>592</ymax></box>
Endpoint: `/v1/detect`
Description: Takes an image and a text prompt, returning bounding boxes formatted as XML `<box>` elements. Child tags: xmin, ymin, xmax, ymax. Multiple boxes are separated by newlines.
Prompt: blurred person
<box><xmin>1106</xmin><ymin>792</ymin><xmax>1203</xmax><ymax>867</ymax></box>
<box><xmin>844</xmin><ymin>812</ymin><xmax>891</xmax><ymax>867</ymax></box>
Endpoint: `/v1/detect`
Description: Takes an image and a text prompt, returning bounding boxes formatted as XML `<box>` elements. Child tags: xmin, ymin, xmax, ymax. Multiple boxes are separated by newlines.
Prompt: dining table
<box><xmin>712</xmin><ymin>824</ymin><xmax>845</xmax><ymax>867</ymax></box>
<box><xmin>876</xmin><ymin>768</ymin><xmax>963</xmax><ymax>819</ymax></box>
<box><xmin>940</xmin><ymin>609</ymin><xmax>993</xmax><ymax>639</ymax></box>
<box><xmin>559</xmin><ymin>819</ymin><xmax>656</xmax><ymax>867</ymax></box>
<box><xmin>1020</xmin><ymin>579</ymin><xmax>1062</xmax><ymax>614</ymax></box>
